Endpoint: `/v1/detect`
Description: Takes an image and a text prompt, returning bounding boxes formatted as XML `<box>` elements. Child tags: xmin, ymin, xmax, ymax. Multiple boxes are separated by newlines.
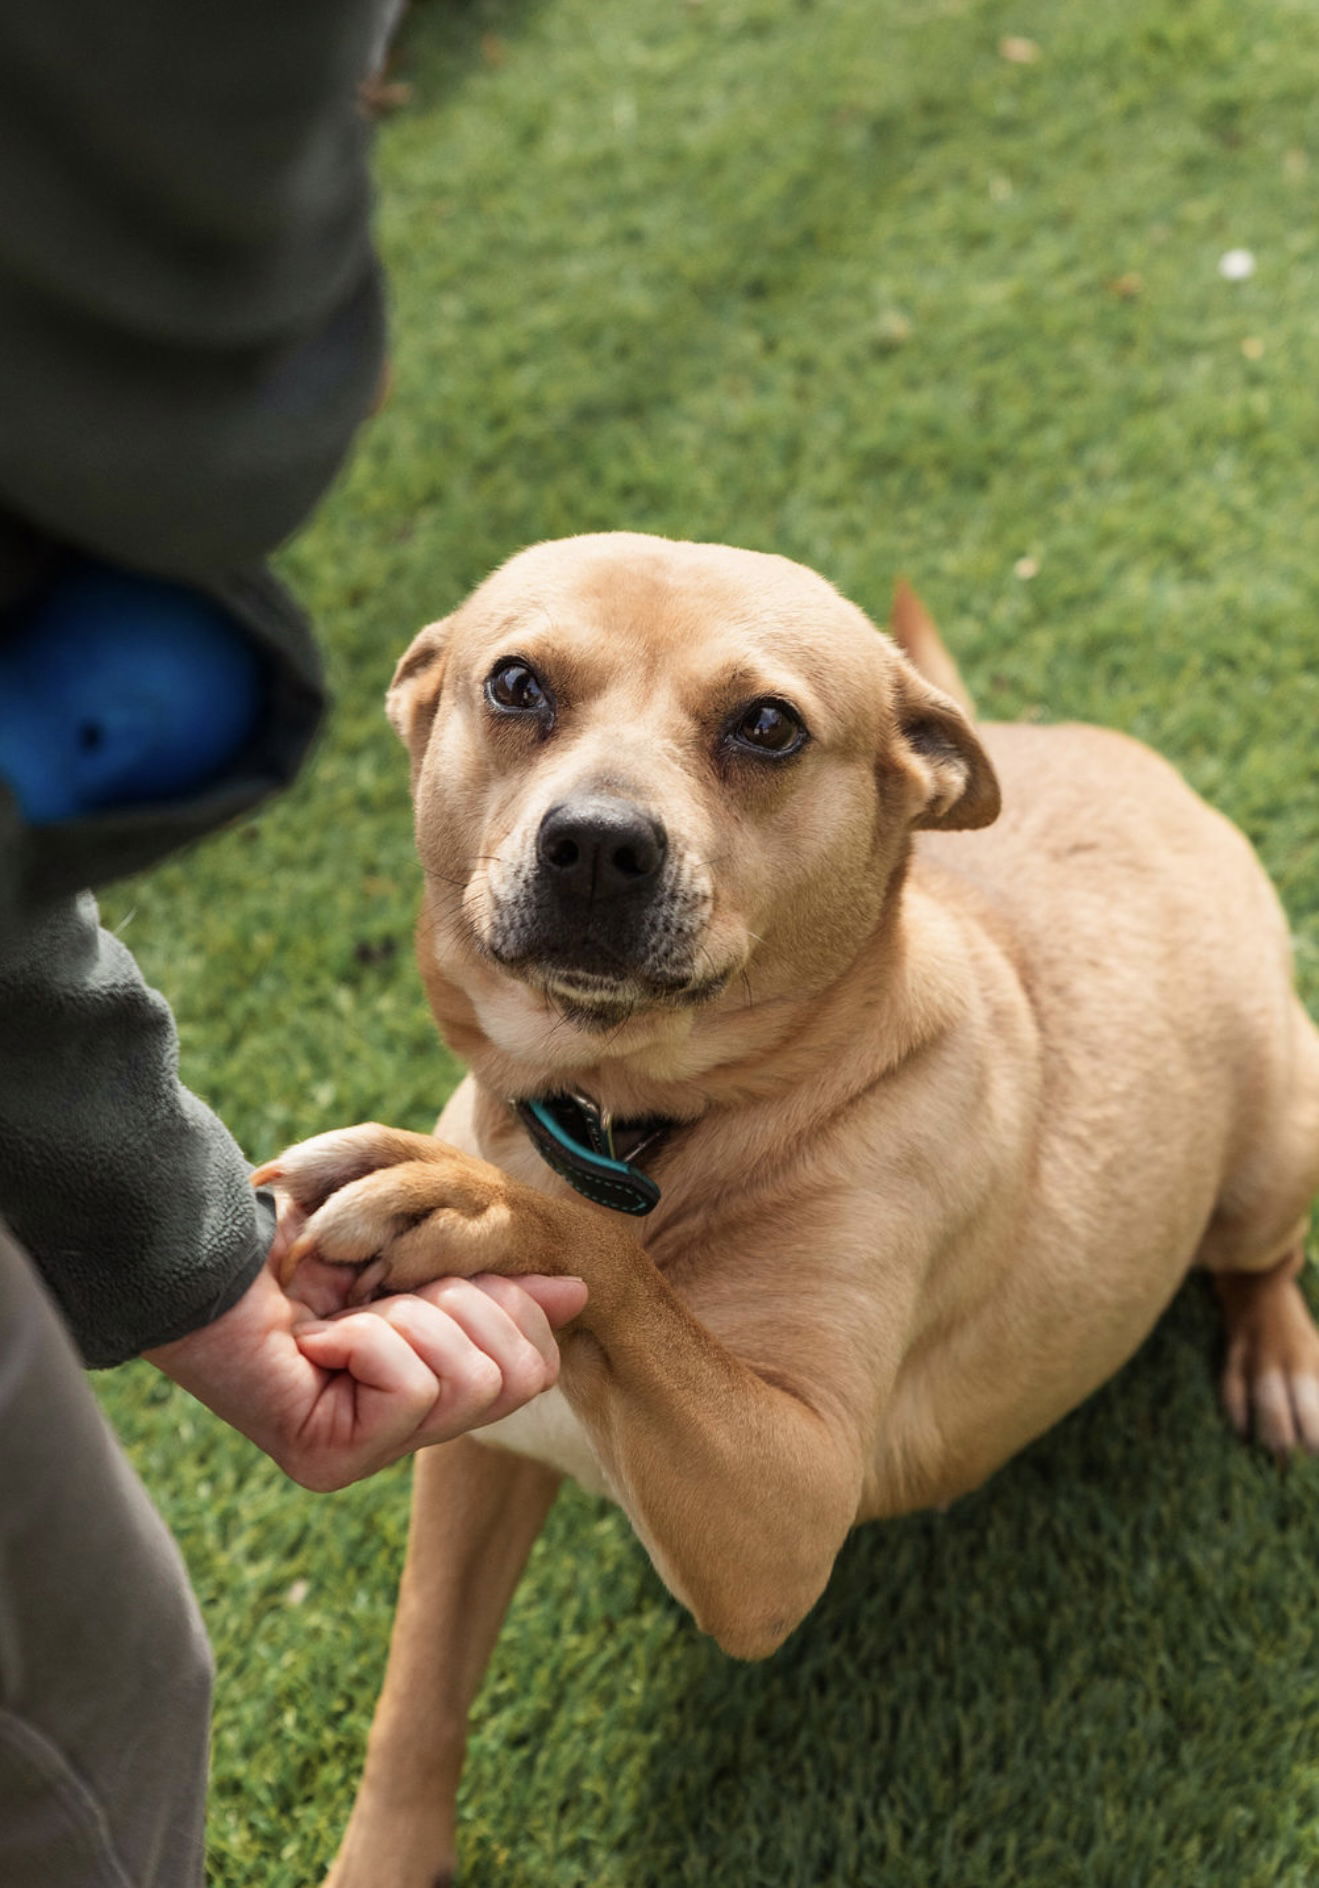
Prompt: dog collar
<box><xmin>512</xmin><ymin>1091</ymin><xmax>668</xmax><ymax>1216</ymax></box>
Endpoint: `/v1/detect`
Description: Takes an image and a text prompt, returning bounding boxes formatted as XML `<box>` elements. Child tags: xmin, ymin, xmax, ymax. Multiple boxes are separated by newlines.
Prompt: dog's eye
<box><xmin>486</xmin><ymin>659</ymin><xmax>550</xmax><ymax>717</ymax></box>
<box><xmin>728</xmin><ymin>698</ymin><xmax>807</xmax><ymax>758</ymax></box>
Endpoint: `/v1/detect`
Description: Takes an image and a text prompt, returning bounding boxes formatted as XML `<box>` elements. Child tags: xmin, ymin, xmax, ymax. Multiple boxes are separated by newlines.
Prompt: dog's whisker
<box><xmin>599</xmin><ymin>1006</ymin><xmax>642</xmax><ymax>1054</ymax></box>
<box><xmin>427</xmin><ymin>910</ymin><xmax>479</xmax><ymax>951</ymax></box>
<box><xmin>423</xmin><ymin>854</ymin><xmax>505</xmax><ymax>894</ymax></box>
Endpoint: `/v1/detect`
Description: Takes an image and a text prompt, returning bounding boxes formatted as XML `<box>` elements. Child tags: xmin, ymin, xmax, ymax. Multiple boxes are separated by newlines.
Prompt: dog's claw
<box><xmin>347</xmin><ymin>1257</ymin><xmax>391</xmax><ymax>1305</ymax></box>
<box><xmin>276</xmin><ymin>1229</ymin><xmax>315</xmax><ymax>1288</ymax></box>
<box><xmin>1217</xmin><ymin>1255</ymin><xmax>1319</xmax><ymax>1460</ymax></box>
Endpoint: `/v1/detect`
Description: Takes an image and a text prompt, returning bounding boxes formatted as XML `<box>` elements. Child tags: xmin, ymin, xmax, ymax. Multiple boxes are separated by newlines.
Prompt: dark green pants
<box><xmin>0</xmin><ymin>1223</ymin><xmax>211</xmax><ymax>1886</ymax></box>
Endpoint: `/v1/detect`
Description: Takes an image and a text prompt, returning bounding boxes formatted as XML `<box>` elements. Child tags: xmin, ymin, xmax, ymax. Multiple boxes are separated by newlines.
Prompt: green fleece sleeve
<box><xmin>0</xmin><ymin>0</ymin><xmax>386</xmax><ymax>579</ymax></box>
<box><xmin>0</xmin><ymin>896</ymin><xmax>275</xmax><ymax>1367</ymax></box>
<box><xmin>0</xmin><ymin>3</ymin><xmax>392</xmax><ymax>1360</ymax></box>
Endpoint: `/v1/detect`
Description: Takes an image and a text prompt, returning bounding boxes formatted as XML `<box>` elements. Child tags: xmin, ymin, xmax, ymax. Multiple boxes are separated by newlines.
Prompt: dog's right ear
<box><xmin>385</xmin><ymin>617</ymin><xmax>452</xmax><ymax>756</ymax></box>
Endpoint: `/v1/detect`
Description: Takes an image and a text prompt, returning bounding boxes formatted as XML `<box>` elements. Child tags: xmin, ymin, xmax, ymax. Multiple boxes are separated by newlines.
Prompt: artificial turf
<box><xmin>94</xmin><ymin>0</ymin><xmax>1319</xmax><ymax>1880</ymax></box>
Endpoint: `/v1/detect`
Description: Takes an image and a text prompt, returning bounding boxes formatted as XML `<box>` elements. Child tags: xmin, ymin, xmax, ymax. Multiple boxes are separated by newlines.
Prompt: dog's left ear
<box><xmin>386</xmin><ymin>616</ymin><xmax>452</xmax><ymax>758</ymax></box>
<box><xmin>888</xmin><ymin>656</ymin><xmax>1001</xmax><ymax>831</ymax></box>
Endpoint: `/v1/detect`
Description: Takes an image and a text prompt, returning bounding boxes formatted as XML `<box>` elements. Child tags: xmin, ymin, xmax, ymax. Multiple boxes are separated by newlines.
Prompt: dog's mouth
<box><xmin>493</xmin><ymin>950</ymin><xmax>730</xmax><ymax>1030</ymax></box>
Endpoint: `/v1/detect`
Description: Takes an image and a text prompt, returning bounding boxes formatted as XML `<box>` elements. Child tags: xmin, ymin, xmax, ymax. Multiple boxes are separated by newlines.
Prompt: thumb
<box><xmin>514</xmin><ymin>1274</ymin><xmax>588</xmax><ymax>1327</ymax></box>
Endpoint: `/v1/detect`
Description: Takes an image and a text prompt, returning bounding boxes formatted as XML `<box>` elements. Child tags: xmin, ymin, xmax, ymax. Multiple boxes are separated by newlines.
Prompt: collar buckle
<box><xmin>512</xmin><ymin>1091</ymin><xmax>663</xmax><ymax>1216</ymax></box>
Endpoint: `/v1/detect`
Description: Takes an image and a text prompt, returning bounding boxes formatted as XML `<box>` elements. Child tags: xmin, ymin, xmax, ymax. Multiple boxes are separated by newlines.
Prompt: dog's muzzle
<box><xmin>482</xmin><ymin>793</ymin><xmax>717</xmax><ymax>1011</ymax></box>
<box><xmin>502</xmin><ymin>793</ymin><xmax>673</xmax><ymax>980</ymax></box>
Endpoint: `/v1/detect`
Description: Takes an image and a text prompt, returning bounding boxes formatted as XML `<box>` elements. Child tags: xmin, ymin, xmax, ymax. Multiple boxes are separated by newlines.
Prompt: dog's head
<box><xmin>389</xmin><ymin>534</ymin><xmax>997</xmax><ymax>1080</ymax></box>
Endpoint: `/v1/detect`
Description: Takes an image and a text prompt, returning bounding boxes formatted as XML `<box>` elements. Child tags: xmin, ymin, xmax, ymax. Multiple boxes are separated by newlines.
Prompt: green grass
<box><xmin>94</xmin><ymin>0</ymin><xmax>1319</xmax><ymax>1880</ymax></box>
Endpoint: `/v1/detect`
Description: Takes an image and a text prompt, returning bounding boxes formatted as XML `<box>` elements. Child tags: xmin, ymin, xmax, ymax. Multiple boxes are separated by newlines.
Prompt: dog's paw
<box><xmin>321</xmin><ymin>1810</ymin><xmax>457</xmax><ymax>1888</ymax></box>
<box><xmin>254</xmin><ymin>1124</ymin><xmax>528</xmax><ymax>1298</ymax></box>
<box><xmin>1219</xmin><ymin>1268</ymin><xmax>1319</xmax><ymax>1457</ymax></box>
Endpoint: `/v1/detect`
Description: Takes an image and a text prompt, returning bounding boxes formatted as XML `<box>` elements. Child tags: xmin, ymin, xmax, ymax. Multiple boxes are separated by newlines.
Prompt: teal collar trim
<box><xmin>512</xmin><ymin>1091</ymin><xmax>667</xmax><ymax>1216</ymax></box>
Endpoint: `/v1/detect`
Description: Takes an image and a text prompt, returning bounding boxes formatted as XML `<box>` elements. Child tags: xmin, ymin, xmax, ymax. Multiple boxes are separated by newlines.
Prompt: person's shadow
<box><xmin>457</xmin><ymin>1278</ymin><xmax>1319</xmax><ymax>1887</ymax></box>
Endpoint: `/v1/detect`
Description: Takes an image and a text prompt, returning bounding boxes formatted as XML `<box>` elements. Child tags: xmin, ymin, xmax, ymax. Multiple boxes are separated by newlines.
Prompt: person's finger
<box><xmin>375</xmin><ymin>1282</ymin><xmax>553</xmax><ymax>1419</ymax></box>
<box><xmin>505</xmin><ymin>1274</ymin><xmax>588</xmax><ymax>1329</ymax></box>
<box><xmin>420</xmin><ymin>1274</ymin><xmax>557</xmax><ymax>1370</ymax></box>
<box><xmin>297</xmin><ymin>1298</ymin><xmax>513</xmax><ymax>1444</ymax></box>
<box><xmin>263</xmin><ymin>1194</ymin><xmax>307</xmax><ymax>1280</ymax></box>
<box><xmin>281</xmin><ymin>1251</ymin><xmax>364</xmax><ymax>1319</ymax></box>
<box><xmin>295</xmin><ymin>1311</ymin><xmax>452</xmax><ymax>1454</ymax></box>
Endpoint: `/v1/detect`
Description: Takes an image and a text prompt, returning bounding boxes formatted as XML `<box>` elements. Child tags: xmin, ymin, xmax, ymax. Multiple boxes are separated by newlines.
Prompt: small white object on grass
<box><xmin>1218</xmin><ymin>249</ymin><xmax>1256</xmax><ymax>282</ymax></box>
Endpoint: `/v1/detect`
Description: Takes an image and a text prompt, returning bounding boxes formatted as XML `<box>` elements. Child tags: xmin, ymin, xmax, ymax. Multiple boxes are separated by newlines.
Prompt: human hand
<box><xmin>145</xmin><ymin>1253</ymin><xmax>586</xmax><ymax>1491</ymax></box>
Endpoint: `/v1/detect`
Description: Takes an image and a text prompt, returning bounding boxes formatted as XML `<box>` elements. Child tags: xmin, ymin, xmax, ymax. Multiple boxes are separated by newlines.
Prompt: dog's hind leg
<box><xmin>1201</xmin><ymin>1005</ymin><xmax>1319</xmax><ymax>1454</ymax></box>
<box><xmin>323</xmin><ymin>1439</ymin><xmax>559</xmax><ymax>1888</ymax></box>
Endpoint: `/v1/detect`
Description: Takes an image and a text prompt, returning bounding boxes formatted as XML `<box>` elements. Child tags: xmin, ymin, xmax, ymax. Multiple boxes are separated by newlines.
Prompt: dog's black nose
<box><xmin>537</xmin><ymin>797</ymin><xmax>667</xmax><ymax>899</ymax></box>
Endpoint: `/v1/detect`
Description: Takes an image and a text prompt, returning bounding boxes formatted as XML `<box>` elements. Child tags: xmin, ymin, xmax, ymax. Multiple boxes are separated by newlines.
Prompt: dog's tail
<box><xmin>889</xmin><ymin>580</ymin><xmax>978</xmax><ymax>720</ymax></box>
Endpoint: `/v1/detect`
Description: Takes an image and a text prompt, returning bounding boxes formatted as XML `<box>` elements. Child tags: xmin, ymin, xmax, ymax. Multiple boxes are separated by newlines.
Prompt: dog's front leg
<box><xmin>554</xmin><ymin>1264</ymin><xmax>864</xmax><ymax>1659</ymax></box>
<box><xmin>324</xmin><ymin>1437</ymin><xmax>559</xmax><ymax>1888</ymax></box>
<box><xmin>261</xmin><ymin>1125</ymin><xmax>865</xmax><ymax>1662</ymax></box>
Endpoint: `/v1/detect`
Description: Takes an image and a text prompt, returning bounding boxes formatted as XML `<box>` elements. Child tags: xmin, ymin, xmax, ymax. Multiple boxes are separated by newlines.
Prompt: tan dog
<box><xmin>258</xmin><ymin>534</ymin><xmax>1319</xmax><ymax>1888</ymax></box>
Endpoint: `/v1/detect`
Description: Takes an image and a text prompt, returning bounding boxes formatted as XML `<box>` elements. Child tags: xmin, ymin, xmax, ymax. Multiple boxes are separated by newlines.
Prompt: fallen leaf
<box><xmin>1240</xmin><ymin>336</ymin><xmax>1265</xmax><ymax>360</ymax></box>
<box><xmin>1108</xmin><ymin>272</ymin><xmax>1144</xmax><ymax>299</ymax></box>
<box><xmin>874</xmin><ymin>310</ymin><xmax>913</xmax><ymax>348</ymax></box>
<box><xmin>999</xmin><ymin>36</ymin><xmax>1041</xmax><ymax>64</ymax></box>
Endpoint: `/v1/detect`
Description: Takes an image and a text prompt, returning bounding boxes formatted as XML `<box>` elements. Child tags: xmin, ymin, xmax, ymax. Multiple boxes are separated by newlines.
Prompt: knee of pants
<box><xmin>0</xmin><ymin>1234</ymin><xmax>214</xmax><ymax>1767</ymax></box>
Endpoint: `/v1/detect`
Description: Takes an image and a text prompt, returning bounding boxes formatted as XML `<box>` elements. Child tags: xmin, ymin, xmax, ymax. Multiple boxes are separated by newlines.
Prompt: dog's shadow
<box><xmin>460</xmin><ymin>1278</ymin><xmax>1319</xmax><ymax>1887</ymax></box>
